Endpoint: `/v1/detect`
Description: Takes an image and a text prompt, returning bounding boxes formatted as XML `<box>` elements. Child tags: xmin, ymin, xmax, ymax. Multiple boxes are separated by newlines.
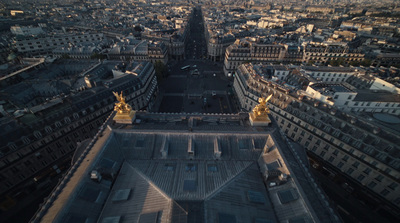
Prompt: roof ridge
<box><xmin>204</xmin><ymin>161</ymin><xmax>256</xmax><ymax>201</ymax></box>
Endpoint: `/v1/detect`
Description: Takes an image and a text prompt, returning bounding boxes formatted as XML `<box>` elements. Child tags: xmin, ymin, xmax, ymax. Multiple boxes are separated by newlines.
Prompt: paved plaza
<box><xmin>158</xmin><ymin>60</ymin><xmax>236</xmax><ymax>114</ymax></box>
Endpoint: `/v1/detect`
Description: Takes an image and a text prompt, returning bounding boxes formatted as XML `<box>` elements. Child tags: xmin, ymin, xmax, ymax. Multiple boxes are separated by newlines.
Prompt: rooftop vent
<box><xmin>91</xmin><ymin>170</ymin><xmax>102</xmax><ymax>182</ymax></box>
<box><xmin>214</xmin><ymin>137</ymin><xmax>222</xmax><ymax>159</ymax></box>
<box><xmin>279</xmin><ymin>173</ymin><xmax>288</xmax><ymax>181</ymax></box>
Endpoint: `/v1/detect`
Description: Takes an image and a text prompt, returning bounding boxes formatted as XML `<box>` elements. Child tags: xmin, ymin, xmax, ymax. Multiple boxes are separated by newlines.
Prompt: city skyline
<box><xmin>0</xmin><ymin>1</ymin><xmax>399</xmax><ymax>222</ymax></box>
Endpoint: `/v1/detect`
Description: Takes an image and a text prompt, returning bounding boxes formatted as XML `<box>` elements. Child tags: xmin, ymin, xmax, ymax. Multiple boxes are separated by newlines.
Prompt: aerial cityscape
<box><xmin>0</xmin><ymin>0</ymin><xmax>399</xmax><ymax>222</ymax></box>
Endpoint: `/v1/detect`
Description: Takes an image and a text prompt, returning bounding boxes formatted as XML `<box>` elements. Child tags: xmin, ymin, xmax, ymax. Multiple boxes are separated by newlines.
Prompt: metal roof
<box><xmin>33</xmin><ymin>112</ymin><xmax>339</xmax><ymax>223</ymax></box>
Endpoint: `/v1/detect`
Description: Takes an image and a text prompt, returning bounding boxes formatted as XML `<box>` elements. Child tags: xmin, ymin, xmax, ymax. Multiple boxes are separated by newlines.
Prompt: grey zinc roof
<box><xmin>129</xmin><ymin>159</ymin><xmax>255</xmax><ymax>201</ymax></box>
<box><xmin>269</xmin><ymin>131</ymin><xmax>340</xmax><ymax>223</ymax></box>
<box><xmin>205</xmin><ymin>162</ymin><xmax>278</xmax><ymax>223</ymax></box>
<box><xmin>33</xmin><ymin>112</ymin><xmax>338</xmax><ymax>223</ymax></box>
<box><xmin>98</xmin><ymin>162</ymin><xmax>187</xmax><ymax>223</ymax></box>
<box><xmin>113</xmin><ymin>131</ymin><xmax>267</xmax><ymax>161</ymax></box>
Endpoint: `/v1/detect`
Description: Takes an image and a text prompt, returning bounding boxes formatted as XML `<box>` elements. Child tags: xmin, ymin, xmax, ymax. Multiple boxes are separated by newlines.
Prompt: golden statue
<box><xmin>112</xmin><ymin>91</ymin><xmax>136</xmax><ymax>124</ymax></box>
<box><xmin>249</xmin><ymin>95</ymin><xmax>272</xmax><ymax>126</ymax></box>
<box><xmin>113</xmin><ymin>91</ymin><xmax>132</xmax><ymax>113</ymax></box>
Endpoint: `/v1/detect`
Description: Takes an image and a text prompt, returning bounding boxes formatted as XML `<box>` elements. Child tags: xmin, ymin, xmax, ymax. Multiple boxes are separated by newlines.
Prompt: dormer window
<box><xmin>73</xmin><ymin>113</ymin><xmax>79</xmax><ymax>119</ymax></box>
<box><xmin>22</xmin><ymin>136</ymin><xmax>31</xmax><ymax>145</ymax></box>
<box><xmin>34</xmin><ymin>131</ymin><xmax>42</xmax><ymax>139</ymax></box>
<box><xmin>64</xmin><ymin>117</ymin><xmax>71</xmax><ymax>124</ymax></box>
<box><xmin>45</xmin><ymin>126</ymin><xmax>52</xmax><ymax>133</ymax></box>
<box><xmin>55</xmin><ymin>121</ymin><xmax>62</xmax><ymax>128</ymax></box>
<box><xmin>8</xmin><ymin>142</ymin><xmax>17</xmax><ymax>151</ymax></box>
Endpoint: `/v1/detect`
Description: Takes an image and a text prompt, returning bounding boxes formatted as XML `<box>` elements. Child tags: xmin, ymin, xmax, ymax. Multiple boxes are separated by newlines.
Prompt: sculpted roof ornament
<box><xmin>113</xmin><ymin>91</ymin><xmax>136</xmax><ymax>124</ymax></box>
<box><xmin>113</xmin><ymin>91</ymin><xmax>132</xmax><ymax>114</ymax></box>
<box><xmin>249</xmin><ymin>95</ymin><xmax>272</xmax><ymax>126</ymax></box>
<box><xmin>253</xmin><ymin>95</ymin><xmax>272</xmax><ymax>118</ymax></box>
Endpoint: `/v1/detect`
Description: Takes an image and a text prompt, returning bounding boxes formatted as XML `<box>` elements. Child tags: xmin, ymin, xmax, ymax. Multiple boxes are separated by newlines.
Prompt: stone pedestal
<box><xmin>249</xmin><ymin>112</ymin><xmax>271</xmax><ymax>127</ymax></box>
<box><xmin>113</xmin><ymin>110</ymin><xmax>136</xmax><ymax>124</ymax></box>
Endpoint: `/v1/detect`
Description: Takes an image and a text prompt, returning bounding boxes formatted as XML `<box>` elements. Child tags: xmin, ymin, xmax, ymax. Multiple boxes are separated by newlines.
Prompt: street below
<box><xmin>157</xmin><ymin>7</ymin><xmax>236</xmax><ymax>114</ymax></box>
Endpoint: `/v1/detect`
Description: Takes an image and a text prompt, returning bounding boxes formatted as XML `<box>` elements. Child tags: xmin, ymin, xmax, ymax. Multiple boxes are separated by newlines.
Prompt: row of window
<box><xmin>235</xmin><ymin>66</ymin><xmax>399</xmax><ymax>174</ymax></box>
<box><xmin>270</xmin><ymin>93</ymin><xmax>398</xmax><ymax>174</ymax></box>
<box><xmin>306</xmin><ymin>53</ymin><xmax>362</xmax><ymax>57</ymax></box>
<box><xmin>278</xmin><ymin>113</ymin><xmax>399</xmax><ymax>200</ymax></box>
<box><xmin>286</xmin><ymin>124</ymin><xmax>397</xmax><ymax>200</ymax></box>
<box><xmin>0</xmin><ymin>116</ymin><xmax>107</xmax><ymax>191</ymax></box>
<box><xmin>310</xmin><ymin>72</ymin><xmax>349</xmax><ymax>77</ymax></box>
<box><xmin>348</xmin><ymin>101</ymin><xmax>400</xmax><ymax>108</ymax></box>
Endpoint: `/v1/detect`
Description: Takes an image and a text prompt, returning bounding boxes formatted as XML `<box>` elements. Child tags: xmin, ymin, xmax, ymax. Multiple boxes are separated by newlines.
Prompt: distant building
<box><xmin>302</xmin><ymin>42</ymin><xmax>364</xmax><ymax>65</ymax></box>
<box><xmin>285</xmin><ymin>66</ymin><xmax>400</xmax><ymax>115</ymax></box>
<box><xmin>306</xmin><ymin>6</ymin><xmax>334</xmax><ymax>14</ymax></box>
<box><xmin>141</xmin><ymin>20</ymin><xmax>189</xmax><ymax>61</ymax></box>
<box><xmin>301</xmin><ymin>66</ymin><xmax>356</xmax><ymax>84</ymax></box>
<box><xmin>107</xmin><ymin>39</ymin><xmax>168</xmax><ymax>64</ymax></box>
<box><xmin>10</xmin><ymin>25</ymin><xmax>44</xmax><ymax>36</ymax></box>
<box><xmin>10</xmin><ymin>10</ymin><xmax>24</xmax><ymax>16</ymax></box>
<box><xmin>208</xmin><ymin>34</ymin><xmax>236</xmax><ymax>62</ymax></box>
<box><xmin>13</xmin><ymin>32</ymin><xmax>104</xmax><ymax>56</ymax></box>
<box><xmin>371</xmin><ymin>26</ymin><xmax>397</xmax><ymax>37</ymax></box>
<box><xmin>371</xmin><ymin>53</ymin><xmax>400</xmax><ymax>68</ymax></box>
<box><xmin>223</xmin><ymin>38</ymin><xmax>303</xmax><ymax>76</ymax></box>
<box><xmin>0</xmin><ymin>37</ymin><xmax>13</xmax><ymax>65</ymax></box>
<box><xmin>340</xmin><ymin>21</ymin><xmax>367</xmax><ymax>30</ymax></box>
<box><xmin>53</xmin><ymin>44</ymin><xmax>101</xmax><ymax>59</ymax></box>
<box><xmin>31</xmin><ymin>111</ymin><xmax>339</xmax><ymax>223</ymax></box>
<box><xmin>202</xmin><ymin>5</ymin><xmax>255</xmax><ymax>63</ymax></box>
